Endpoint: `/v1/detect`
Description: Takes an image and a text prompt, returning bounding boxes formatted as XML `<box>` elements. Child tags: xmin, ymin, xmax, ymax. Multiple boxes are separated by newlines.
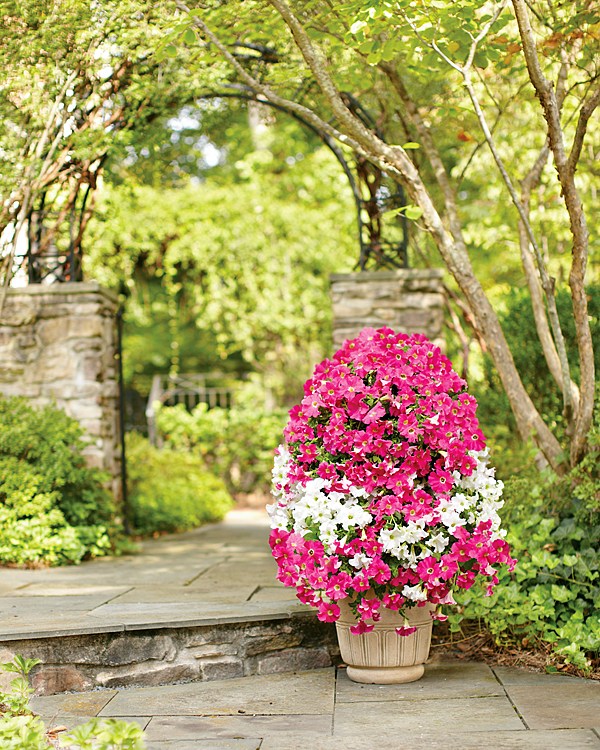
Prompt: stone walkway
<box><xmin>0</xmin><ymin>511</ymin><xmax>302</xmax><ymax>641</ymax></box>
<box><xmin>2</xmin><ymin>509</ymin><xmax>600</xmax><ymax>748</ymax></box>
<box><xmin>0</xmin><ymin>511</ymin><xmax>337</xmax><ymax>692</ymax></box>
<box><xmin>30</xmin><ymin>662</ymin><xmax>600</xmax><ymax>749</ymax></box>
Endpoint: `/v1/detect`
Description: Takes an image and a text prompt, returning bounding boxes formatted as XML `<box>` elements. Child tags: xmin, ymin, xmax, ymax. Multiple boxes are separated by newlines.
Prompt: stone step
<box><xmin>0</xmin><ymin>606</ymin><xmax>339</xmax><ymax>696</ymax></box>
<box><xmin>0</xmin><ymin>511</ymin><xmax>339</xmax><ymax>696</ymax></box>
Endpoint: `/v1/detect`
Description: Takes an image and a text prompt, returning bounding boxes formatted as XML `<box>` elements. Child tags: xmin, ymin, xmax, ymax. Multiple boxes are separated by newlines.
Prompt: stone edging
<box><xmin>0</xmin><ymin>613</ymin><xmax>339</xmax><ymax>696</ymax></box>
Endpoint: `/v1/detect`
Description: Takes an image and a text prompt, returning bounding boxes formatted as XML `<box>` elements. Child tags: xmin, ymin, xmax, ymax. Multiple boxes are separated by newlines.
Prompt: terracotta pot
<box><xmin>335</xmin><ymin>598</ymin><xmax>434</xmax><ymax>684</ymax></box>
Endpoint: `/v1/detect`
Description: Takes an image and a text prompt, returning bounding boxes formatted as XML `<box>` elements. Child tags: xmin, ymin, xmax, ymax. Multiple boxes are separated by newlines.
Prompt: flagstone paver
<box><xmin>334</xmin><ymin>695</ymin><xmax>524</xmax><ymax>734</ymax></box>
<box><xmin>40</xmin><ymin>716</ymin><xmax>152</xmax><ymax>732</ymax></box>
<box><xmin>501</xmin><ymin>683</ymin><xmax>600</xmax><ymax>730</ymax></box>
<box><xmin>28</xmin><ymin>663</ymin><xmax>600</xmax><ymax>748</ymax></box>
<box><xmin>95</xmin><ymin>669</ymin><xmax>335</xmax><ymax>717</ymax></box>
<box><xmin>258</xmin><ymin>729</ymin><xmax>600</xmax><ymax>750</ymax></box>
<box><xmin>143</xmin><ymin>715</ymin><xmax>332</xmax><ymax>741</ymax></box>
<box><xmin>0</xmin><ymin>511</ymin><xmax>309</xmax><ymax>643</ymax></box>
<box><xmin>30</xmin><ymin>690</ymin><xmax>117</xmax><ymax>717</ymax></box>
<box><xmin>145</xmin><ymin>742</ymin><xmax>260</xmax><ymax>750</ymax></box>
<box><xmin>335</xmin><ymin>661</ymin><xmax>503</xmax><ymax>702</ymax></box>
<box><xmin>492</xmin><ymin>665</ymin><xmax>587</xmax><ymax>685</ymax></box>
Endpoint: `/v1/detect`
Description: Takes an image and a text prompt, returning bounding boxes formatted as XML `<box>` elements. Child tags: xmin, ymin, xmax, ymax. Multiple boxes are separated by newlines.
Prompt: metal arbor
<box><xmin>209</xmin><ymin>85</ymin><xmax>409</xmax><ymax>272</ymax></box>
<box><xmin>22</xmin><ymin>97</ymin><xmax>409</xmax><ymax>282</ymax></box>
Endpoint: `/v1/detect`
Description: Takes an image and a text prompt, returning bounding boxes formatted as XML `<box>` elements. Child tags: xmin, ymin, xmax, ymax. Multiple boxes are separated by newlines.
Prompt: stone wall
<box><xmin>0</xmin><ymin>282</ymin><xmax>120</xmax><ymax>498</ymax></box>
<box><xmin>330</xmin><ymin>269</ymin><xmax>445</xmax><ymax>351</ymax></box>
<box><xmin>0</xmin><ymin>614</ymin><xmax>339</xmax><ymax>695</ymax></box>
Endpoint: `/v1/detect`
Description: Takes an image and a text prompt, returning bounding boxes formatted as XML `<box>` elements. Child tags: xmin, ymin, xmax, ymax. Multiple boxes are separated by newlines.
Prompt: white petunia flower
<box><xmin>335</xmin><ymin>504</ymin><xmax>373</xmax><ymax>530</ymax></box>
<box><xmin>428</xmin><ymin>532</ymin><xmax>449</xmax><ymax>553</ymax></box>
<box><xmin>402</xmin><ymin>584</ymin><xmax>427</xmax><ymax>602</ymax></box>
<box><xmin>349</xmin><ymin>553</ymin><xmax>372</xmax><ymax>569</ymax></box>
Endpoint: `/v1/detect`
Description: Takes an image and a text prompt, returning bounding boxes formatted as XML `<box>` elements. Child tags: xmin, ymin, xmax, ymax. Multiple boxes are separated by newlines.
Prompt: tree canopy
<box><xmin>160</xmin><ymin>0</ymin><xmax>600</xmax><ymax>471</ymax></box>
<box><xmin>1</xmin><ymin>0</ymin><xmax>599</xmax><ymax>470</ymax></box>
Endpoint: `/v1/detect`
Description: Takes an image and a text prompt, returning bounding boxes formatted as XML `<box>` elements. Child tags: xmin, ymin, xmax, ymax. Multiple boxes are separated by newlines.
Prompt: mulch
<box><xmin>429</xmin><ymin>620</ymin><xmax>600</xmax><ymax>681</ymax></box>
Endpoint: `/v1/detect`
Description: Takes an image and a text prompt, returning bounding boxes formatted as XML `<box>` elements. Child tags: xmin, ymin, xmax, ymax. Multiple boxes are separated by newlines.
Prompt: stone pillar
<box><xmin>330</xmin><ymin>269</ymin><xmax>445</xmax><ymax>351</ymax></box>
<box><xmin>0</xmin><ymin>282</ymin><xmax>120</xmax><ymax>501</ymax></box>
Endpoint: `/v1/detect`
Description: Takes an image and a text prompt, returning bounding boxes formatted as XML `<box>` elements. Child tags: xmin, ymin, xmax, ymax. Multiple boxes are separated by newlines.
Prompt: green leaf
<box><xmin>183</xmin><ymin>28</ymin><xmax>196</xmax><ymax>44</ymax></box>
<box><xmin>473</xmin><ymin>50</ymin><xmax>489</xmax><ymax>69</ymax></box>
<box><xmin>350</xmin><ymin>20</ymin><xmax>368</xmax><ymax>34</ymax></box>
<box><xmin>381</xmin><ymin>40</ymin><xmax>397</xmax><ymax>61</ymax></box>
<box><xmin>405</xmin><ymin>205</ymin><xmax>424</xmax><ymax>220</ymax></box>
<box><xmin>165</xmin><ymin>44</ymin><xmax>178</xmax><ymax>58</ymax></box>
<box><xmin>402</xmin><ymin>142</ymin><xmax>421</xmax><ymax>149</ymax></box>
<box><xmin>359</xmin><ymin>40</ymin><xmax>376</xmax><ymax>54</ymax></box>
<box><xmin>551</xmin><ymin>584</ymin><xmax>576</xmax><ymax>603</ymax></box>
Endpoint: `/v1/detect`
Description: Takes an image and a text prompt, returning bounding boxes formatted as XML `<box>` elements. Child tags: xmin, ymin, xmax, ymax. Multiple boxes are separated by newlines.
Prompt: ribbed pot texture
<box><xmin>335</xmin><ymin>598</ymin><xmax>434</xmax><ymax>684</ymax></box>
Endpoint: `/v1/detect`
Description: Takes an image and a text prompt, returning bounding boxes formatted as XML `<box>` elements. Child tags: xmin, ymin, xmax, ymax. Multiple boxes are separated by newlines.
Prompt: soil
<box><xmin>429</xmin><ymin>620</ymin><xmax>600</xmax><ymax>681</ymax></box>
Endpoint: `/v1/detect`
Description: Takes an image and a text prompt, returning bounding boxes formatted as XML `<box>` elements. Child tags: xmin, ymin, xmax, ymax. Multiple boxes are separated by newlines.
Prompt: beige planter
<box><xmin>336</xmin><ymin>598</ymin><xmax>434</xmax><ymax>684</ymax></box>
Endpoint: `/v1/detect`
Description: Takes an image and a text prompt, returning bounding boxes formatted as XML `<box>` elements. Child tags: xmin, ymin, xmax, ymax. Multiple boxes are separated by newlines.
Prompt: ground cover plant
<box><xmin>0</xmin><ymin>397</ymin><xmax>122</xmax><ymax>567</ymax></box>
<box><xmin>126</xmin><ymin>432</ymin><xmax>233</xmax><ymax>536</ymax></box>
<box><xmin>0</xmin><ymin>656</ymin><xmax>145</xmax><ymax>749</ymax></box>
<box><xmin>442</xmin><ymin>407</ymin><xmax>600</xmax><ymax>675</ymax></box>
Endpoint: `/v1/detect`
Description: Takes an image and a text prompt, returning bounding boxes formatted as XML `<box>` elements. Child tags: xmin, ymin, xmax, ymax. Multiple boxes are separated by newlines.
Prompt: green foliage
<box><xmin>118</xmin><ymin>278</ymin><xmax>249</xmax><ymax>396</ymax></box>
<box><xmin>156</xmin><ymin>396</ymin><xmax>286</xmax><ymax>496</ymax></box>
<box><xmin>0</xmin><ymin>717</ymin><xmax>49</xmax><ymax>750</ymax></box>
<box><xmin>0</xmin><ymin>658</ymin><xmax>145</xmax><ymax>750</ymax></box>
<box><xmin>445</xmin><ymin>444</ymin><xmax>600</xmax><ymax>671</ymax></box>
<box><xmin>126</xmin><ymin>432</ymin><xmax>233</xmax><ymax>536</ymax></box>
<box><xmin>0</xmin><ymin>397</ymin><xmax>118</xmax><ymax>566</ymax></box>
<box><xmin>0</xmin><ymin>0</ymin><xmax>228</xmax><ymax>255</ymax></box>
<box><xmin>474</xmin><ymin>285</ymin><xmax>600</xmax><ymax>473</ymax></box>
<box><xmin>61</xmin><ymin>719</ymin><xmax>146</xmax><ymax>750</ymax></box>
<box><xmin>85</xmin><ymin>142</ymin><xmax>356</xmax><ymax>404</ymax></box>
<box><xmin>0</xmin><ymin>655</ymin><xmax>40</xmax><ymax>717</ymax></box>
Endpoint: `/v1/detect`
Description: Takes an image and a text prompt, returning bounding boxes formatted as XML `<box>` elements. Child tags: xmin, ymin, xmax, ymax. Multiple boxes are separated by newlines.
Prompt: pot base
<box><xmin>346</xmin><ymin>663</ymin><xmax>425</xmax><ymax>684</ymax></box>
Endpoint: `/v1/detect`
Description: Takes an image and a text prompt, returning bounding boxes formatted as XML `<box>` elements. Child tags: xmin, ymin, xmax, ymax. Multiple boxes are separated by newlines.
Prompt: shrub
<box><xmin>445</xmin><ymin>407</ymin><xmax>600</xmax><ymax>672</ymax></box>
<box><xmin>126</xmin><ymin>432</ymin><xmax>233</xmax><ymax>536</ymax></box>
<box><xmin>0</xmin><ymin>397</ymin><xmax>118</xmax><ymax>566</ymax></box>
<box><xmin>155</xmin><ymin>401</ymin><xmax>286</xmax><ymax>495</ymax></box>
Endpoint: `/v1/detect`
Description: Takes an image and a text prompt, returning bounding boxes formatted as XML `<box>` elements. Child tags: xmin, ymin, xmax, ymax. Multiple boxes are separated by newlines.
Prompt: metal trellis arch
<box><xmin>200</xmin><ymin>85</ymin><xmax>410</xmax><ymax>272</ymax></box>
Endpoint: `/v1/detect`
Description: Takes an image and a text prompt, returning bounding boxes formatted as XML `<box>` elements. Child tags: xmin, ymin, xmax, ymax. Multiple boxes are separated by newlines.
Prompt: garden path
<box><xmin>30</xmin><ymin>661</ymin><xmax>600</xmax><ymax>749</ymax></box>
<box><xmin>0</xmin><ymin>510</ymin><xmax>305</xmax><ymax>640</ymax></box>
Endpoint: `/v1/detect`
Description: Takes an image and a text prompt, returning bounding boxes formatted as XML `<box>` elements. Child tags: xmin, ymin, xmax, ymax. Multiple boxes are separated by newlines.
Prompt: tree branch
<box><xmin>568</xmin><ymin>83</ymin><xmax>600</xmax><ymax>176</ymax></box>
<box><xmin>444</xmin><ymin>294</ymin><xmax>472</xmax><ymax>381</ymax></box>
<box><xmin>174</xmin><ymin>0</ymin><xmax>381</xmax><ymax>166</ymax></box>
<box><xmin>403</xmin><ymin>0</ymin><xmax>575</xmax><ymax>431</ymax></box>
<box><xmin>378</xmin><ymin>63</ymin><xmax>464</xmax><ymax>248</ymax></box>
<box><xmin>518</xmin><ymin>142</ymin><xmax>580</xmax><ymax>418</ymax></box>
<box><xmin>512</xmin><ymin>0</ymin><xmax>595</xmax><ymax>465</ymax></box>
<box><xmin>443</xmin><ymin>283</ymin><xmax>487</xmax><ymax>354</ymax></box>
<box><xmin>179</xmin><ymin>0</ymin><xmax>567</xmax><ymax>471</ymax></box>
